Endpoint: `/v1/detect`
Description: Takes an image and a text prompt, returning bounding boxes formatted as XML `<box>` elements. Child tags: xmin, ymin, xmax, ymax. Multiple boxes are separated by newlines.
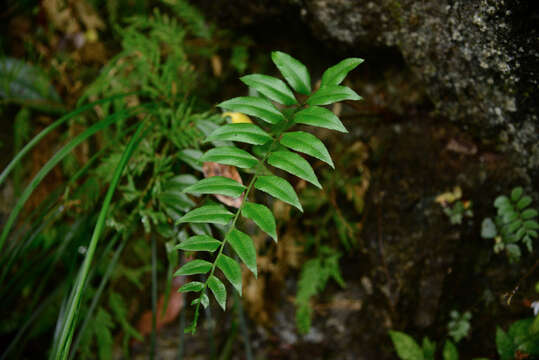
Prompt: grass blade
<box><xmin>49</xmin><ymin>122</ymin><xmax>148</xmax><ymax>360</ymax></box>
<box><xmin>0</xmin><ymin>93</ymin><xmax>136</xmax><ymax>187</ymax></box>
<box><xmin>68</xmin><ymin>234</ymin><xmax>127</xmax><ymax>360</ymax></box>
<box><xmin>150</xmin><ymin>234</ymin><xmax>157</xmax><ymax>360</ymax></box>
<box><xmin>0</xmin><ymin>106</ymin><xmax>148</xmax><ymax>252</ymax></box>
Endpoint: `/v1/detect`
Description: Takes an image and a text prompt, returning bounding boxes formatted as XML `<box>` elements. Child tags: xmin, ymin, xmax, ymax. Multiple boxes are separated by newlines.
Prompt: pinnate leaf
<box><xmin>175</xmin><ymin>235</ymin><xmax>221</xmax><ymax>252</ymax></box>
<box><xmin>158</xmin><ymin>191</ymin><xmax>195</xmax><ymax>218</ymax></box>
<box><xmin>294</xmin><ymin>106</ymin><xmax>347</xmax><ymax>133</ymax></box>
<box><xmin>218</xmin><ymin>96</ymin><xmax>284</xmax><ymax>124</ymax></box>
<box><xmin>522</xmin><ymin>209</ymin><xmax>538</xmax><ymax>219</ymax></box>
<box><xmin>496</xmin><ymin>327</ymin><xmax>514</xmax><ymax>360</ymax></box>
<box><xmin>255</xmin><ymin>175</ymin><xmax>302</xmax><ymax>212</ymax></box>
<box><xmin>242</xmin><ymin>202</ymin><xmax>277</xmax><ymax>242</ymax></box>
<box><xmin>389</xmin><ymin>331</ymin><xmax>424</xmax><ymax>360</ymax></box>
<box><xmin>227</xmin><ymin>229</ymin><xmax>257</xmax><ymax>277</ymax></box>
<box><xmin>321</xmin><ymin>58</ymin><xmax>364</xmax><ymax>86</ymax></box>
<box><xmin>240</xmin><ymin>74</ymin><xmax>298</xmax><ymax>105</ymax></box>
<box><xmin>494</xmin><ymin>195</ymin><xmax>510</xmax><ymax>208</ymax></box>
<box><xmin>271</xmin><ymin>51</ymin><xmax>311</xmax><ymax>95</ymax></box>
<box><xmin>442</xmin><ymin>341</ymin><xmax>459</xmax><ymax>360</ymax></box>
<box><xmin>208</xmin><ymin>275</ymin><xmax>227</xmax><ymax>310</ymax></box>
<box><xmin>183</xmin><ymin>176</ymin><xmax>245</xmax><ymax>198</ymax></box>
<box><xmin>192</xmin><ymin>293</ymin><xmax>210</xmax><ymax>308</ymax></box>
<box><xmin>280</xmin><ymin>131</ymin><xmax>334</xmax><ymax>168</ymax></box>
<box><xmin>200</xmin><ymin>146</ymin><xmax>258</xmax><ymax>169</ymax></box>
<box><xmin>177</xmin><ymin>149</ymin><xmax>203</xmax><ymax>171</ymax></box>
<box><xmin>268</xmin><ymin>150</ymin><xmax>321</xmax><ymax>188</ymax></box>
<box><xmin>216</xmin><ymin>254</ymin><xmax>242</xmax><ymax>295</ymax></box>
<box><xmin>164</xmin><ymin>174</ymin><xmax>198</xmax><ymax>192</ymax></box>
<box><xmin>205</xmin><ymin>123</ymin><xmax>272</xmax><ymax>145</ymax></box>
<box><xmin>176</xmin><ymin>205</ymin><xmax>234</xmax><ymax>225</ymax></box>
<box><xmin>422</xmin><ymin>337</ymin><xmax>436</xmax><ymax>360</ymax></box>
<box><xmin>517</xmin><ymin>196</ymin><xmax>532</xmax><ymax>210</ymax></box>
<box><xmin>307</xmin><ymin>85</ymin><xmax>362</xmax><ymax>106</ymax></box>
<box><xmin>511</xmin><ymin>187</ymin><xmax>523</xmax><ymax>202</ymax></box>
<box><xmin>481</xmin><ymin>218</ymin><xmax>497</xmax><ymax>239</ymax></box>
<box><xmin>178</xmin><ymin>281</ymin><xmax>205</xmax><ymax>293</ymax></box>
<box><xmin>174</xmin><ymin>260</ymin><xmax>212</xmax><ymax>276</ymax></box>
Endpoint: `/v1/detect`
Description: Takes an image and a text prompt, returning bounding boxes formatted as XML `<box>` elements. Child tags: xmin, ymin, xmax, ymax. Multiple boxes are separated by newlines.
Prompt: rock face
<box><xmin>198</xmin><ymin>0</ymin><xmax>539</xmax><ymax>173</ymax></box>
<box><xmin>304</xmin><ymin>0</ymin><xmax>538</xmax><ymax>170</ymax></box>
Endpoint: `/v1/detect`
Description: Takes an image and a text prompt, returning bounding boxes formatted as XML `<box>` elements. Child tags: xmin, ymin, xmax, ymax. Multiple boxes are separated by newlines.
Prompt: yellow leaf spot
<box><xmin>85</xmin><ymin>29</ymin><xmax>98</xmax><ymax>43</ymax></box>
<box><xmin>435</xmin><ymin>186</ymin><xmax>462</xmax><ymax>206</ymax></box>
<box><xmin>223</xmin><ymin>112</ymin><xmax>252</xmax><ymax>124</ymax></box>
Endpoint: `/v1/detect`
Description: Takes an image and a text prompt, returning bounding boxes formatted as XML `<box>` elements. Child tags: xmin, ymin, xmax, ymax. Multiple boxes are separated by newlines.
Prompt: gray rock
<box><xmin>304</xmin><ymin>0</ymin><xmax>538</xmax><ymax>170</ymax></box>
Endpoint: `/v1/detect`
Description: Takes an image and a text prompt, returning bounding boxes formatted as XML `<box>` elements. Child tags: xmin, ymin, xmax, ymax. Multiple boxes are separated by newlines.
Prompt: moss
<box><xmin>388</xmin><ymin>0</ymin><xmax>404</xmax><ymax>25</ymax></box>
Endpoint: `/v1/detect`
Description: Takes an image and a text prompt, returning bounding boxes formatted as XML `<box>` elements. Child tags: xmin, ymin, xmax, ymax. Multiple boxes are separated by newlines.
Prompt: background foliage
<box><xmin>0</xmin><ymin>1</ymin><xmax>538</xmax><ymax>359</ymax></box>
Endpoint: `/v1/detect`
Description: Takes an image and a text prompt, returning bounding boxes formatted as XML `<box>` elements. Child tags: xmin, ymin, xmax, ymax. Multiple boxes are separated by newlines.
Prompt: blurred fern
<box><xmin>0</xmin><ymin>1</ymin><xmax>227</xmax><ymax>358</ymax></box>
<box><xmin>296</xmin><ymin>246</ymin><xmax>345</xmax><ymax>334</ymax></box>
<box><xmin>481</xmin><ymin>186</ymin><xmax>538</xmax><ymax>262</ymax></box>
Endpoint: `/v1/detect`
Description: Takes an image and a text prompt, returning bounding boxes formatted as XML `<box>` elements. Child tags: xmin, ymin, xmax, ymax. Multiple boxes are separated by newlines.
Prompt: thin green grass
<box><xmin>0</xmin><ymin>93</ymin><xmax>136</xmax><ymax>187</ymax></box>
<box><xmin>0</xmin><ymin>105</ymin><xmax>149</xmax><ymax>252</ymax></box>
<box><xmin>50</xmin><ymin>122</ymin><xmax>149</xmax><ymax>360</ymax></box>
<box><xmin>68</xmin><ymin>234</ymin><xmax>128</xmax><ymax>360</ymax></box>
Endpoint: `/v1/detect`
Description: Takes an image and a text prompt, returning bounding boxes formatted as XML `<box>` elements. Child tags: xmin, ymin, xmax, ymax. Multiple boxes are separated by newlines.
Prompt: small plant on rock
<box><xmin>481</xmin><ymin>187</ymin><xmax>538</xmax><ymax>262</ymax></box>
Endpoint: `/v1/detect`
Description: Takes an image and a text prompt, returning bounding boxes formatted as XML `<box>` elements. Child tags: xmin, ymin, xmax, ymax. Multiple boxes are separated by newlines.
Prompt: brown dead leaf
<box><xmin>43</xmin><ymin>0</ymin><xmax>104</xmax><ymax>35</ymax></box>
<box><xmin>211</xmin><ymin>55</ymin><xmax>222</xmax><ymax>77</ymax></box>
<box><xmin>135</xmin><ymin>273</ymin><xmax>185</xmax><ymax>341</ymax></box>
<box><xmin>202</xmin><ymin>162</ymin><xmax>244</xmax><ymax>208</ymax></box>
<box><xmin>446</xmin><ymin>138</ymin><xmax>477</xmax><ymax>155</ymax></box>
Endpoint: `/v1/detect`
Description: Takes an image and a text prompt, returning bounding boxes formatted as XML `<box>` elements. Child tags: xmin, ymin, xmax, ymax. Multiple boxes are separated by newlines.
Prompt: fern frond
<box><xmin>173</xmin><ymin>51</ymin><xmax>363</xmax><ymax>333</ymax></box>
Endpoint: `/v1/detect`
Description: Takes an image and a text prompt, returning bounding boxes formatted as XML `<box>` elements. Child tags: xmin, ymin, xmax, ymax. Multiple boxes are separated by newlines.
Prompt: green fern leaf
<box><xmin>389</xmin><ymin>331</ymin><xmax>424</xmax><ymax>360</ymax></box>
<box><xmin>254</xmin><ymin>175</ymin><xmax>302</xmax><ymax>211</ymax></box>
<box><xmin>207</xmin><ymin>275</ymin><xmax>227</xmax><ymax>310</ymax></box>
<box><xmin>178</xmin><ymin>281</ymin><xmax>205</xmax><ymax>293</ymax></box>
<box><xmin>216</xmin><ymin>254</ymin><xmax>242</xmax><ymax>295</ymax></box>
<box><xmin>524</xmin><ymin>220</ymin><xmax>539</xmax><ymax>230</ymax></box>
<box><xmin>176</xmin><ymin>205</ymin><xmax>234</xmax><ymax>225</ymax></box>
<box><xmin>522</xmin><ymin>209</ymin><xmax>538</xmax><ymax>219</ymax></box>
<box><xmin>321</xmin><ymin>58</ymin><xmax>363</xmax><ymax>86</ymax></box>
<box><xmin>511</xmin><ymin>187</ymin><xmax>523</xmax><ymax>202</ymax></box>
<box><xmin>227</xmin><ymin>229</ymin><xmax>257</xmax><ymax>278</ymax></box>
<box><xmin>200</xmin><ymin>146</ymin><xmax>258</xmax><ymax>169</ymax></box>
<box><xmin>294</xmin><ymin>106</ymin><xmax>348</xmax><ymax>133</ymax></box>
<box><xmin>174</xmin><ymin>260</ymin><xmax>212</xmax><ymax>276</ymax></box>
<box><xmin>205</xmin><ymin>123</ymin><xmax>272</xmax><ymax>145</ymax></box>
<box><xmin>442</xmin><ymin>340</ymin><xmax>459</xmax><ymax>360</ymax></box>
<box><xmin>240</xmin><ymin>74</ymin><xmax>298</xmax><ymax>105</ymax></box>
<box><xmin>517</xmin><ymin>196</ymin><xmax>532</xmax><ymax>210</ymax></box>
<box><xmin>307</xmin><ymin>85</ymin><xmax>362</xmax><ymax>106</ymax></box>
<box><xmin>183</xmin><ymin>176</ymin><xmax>246</xmax><ymax>198</ymax></box>
<box><xmin>280</xmin><ymin>131</ymin><xmax>334</xmax><ymax>168</ymax></box>
<box><xmin>268</xmin><ymin>150</ymin><xmax>321</xmax><ymax>188</ymax></box>
<box><xmin>271</xmin><ymin>51</ymin><xmax>311</xmax><ymax>95</ymax></box>
<box><xmin>192</xmin><ymin>293</ymin><xmax>210</xmax><ymax>308</ymax></box>
<box><xmin>242</xmin><ymin>202</ymin><xmax>277</xmax><ymax>242</ymax></box>
<box><xmin>217</xmin><ymin>96</ymin><xmax>284</xmax><ymax>124</ymax></box>
<box><xmin>175</xmin><ymin>235</ymin><xmax>221</xmax><ymax>252</ymax></box>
